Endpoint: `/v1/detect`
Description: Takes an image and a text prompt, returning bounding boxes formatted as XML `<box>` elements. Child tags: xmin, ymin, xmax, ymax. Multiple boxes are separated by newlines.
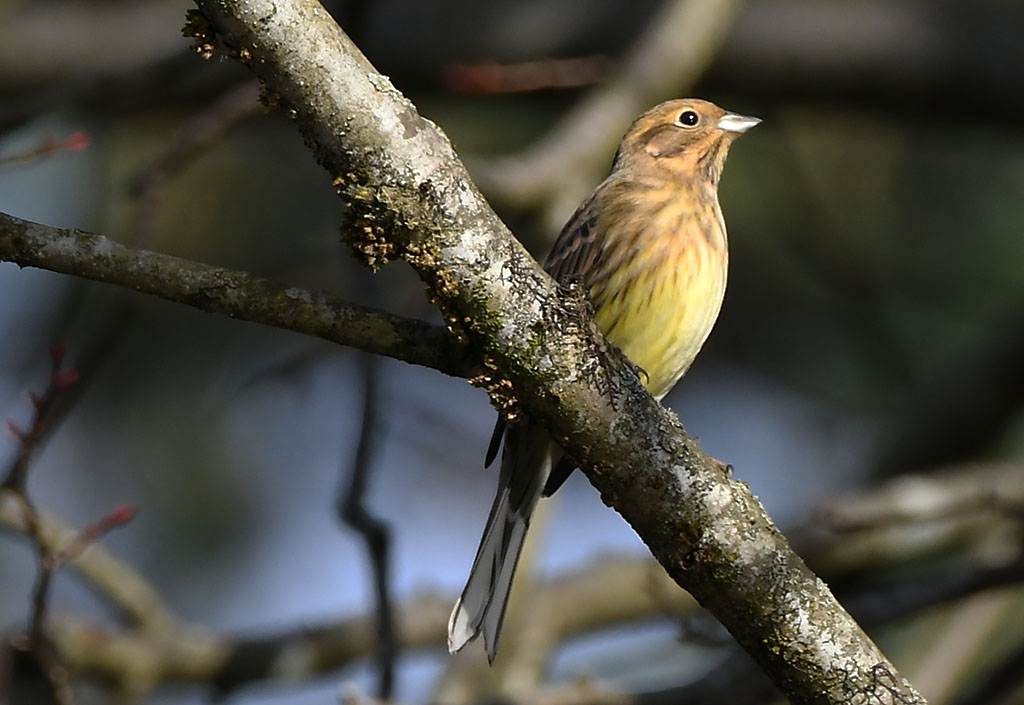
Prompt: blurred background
<box><xmin>1</xmin><ymin>0</ymin><xmax>1023</xmax><ymax>704</ymax></box>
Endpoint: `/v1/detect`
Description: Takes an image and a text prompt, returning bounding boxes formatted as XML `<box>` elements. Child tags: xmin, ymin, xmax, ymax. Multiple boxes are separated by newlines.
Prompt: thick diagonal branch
<box><xmin>190</xmin><ymin>2</ymin><xmax>925</xmax><ymax>703</ymax></box>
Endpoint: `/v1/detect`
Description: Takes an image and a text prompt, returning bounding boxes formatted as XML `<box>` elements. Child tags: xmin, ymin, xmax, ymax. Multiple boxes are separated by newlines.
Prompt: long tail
<box><xmin>448</xmin><ymin>426</ymin><xmax>554</xmax><ymax>662</ymax></box>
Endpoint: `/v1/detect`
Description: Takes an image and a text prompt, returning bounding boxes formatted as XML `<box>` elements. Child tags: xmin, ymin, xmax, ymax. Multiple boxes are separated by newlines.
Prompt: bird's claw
<box><xmin>609</xmin><ymin>344</ymin><xmax>648</xmax><ymax>386</ymax></box>
<box><xmin>710</xmin><ymin>456</ymin><xmax>733</xmax><ymax>475</ymax></box>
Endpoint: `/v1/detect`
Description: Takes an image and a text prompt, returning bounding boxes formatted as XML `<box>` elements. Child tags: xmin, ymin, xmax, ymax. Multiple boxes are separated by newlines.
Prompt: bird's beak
<box><xmin>717</xmin><ymin>112</ymin><xmax>761</xmax><ymax>133</ymax></box>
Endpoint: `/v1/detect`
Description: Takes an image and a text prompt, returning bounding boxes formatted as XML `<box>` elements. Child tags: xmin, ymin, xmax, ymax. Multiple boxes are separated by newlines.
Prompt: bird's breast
<box><xmin>587</xmin><ymin>194</ymin><xmax>728</xmax><ymax>400</ymax></box>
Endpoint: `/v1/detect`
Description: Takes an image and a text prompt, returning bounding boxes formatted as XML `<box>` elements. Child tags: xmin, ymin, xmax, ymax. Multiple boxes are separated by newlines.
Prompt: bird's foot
<box><xmin>710</xmin><ymin>455</ymin><xmax>733</xmax><ymax>475</ymax></box>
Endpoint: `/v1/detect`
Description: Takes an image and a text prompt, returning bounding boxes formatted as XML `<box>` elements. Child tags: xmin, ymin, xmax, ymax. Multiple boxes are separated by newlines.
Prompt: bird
<box><xmin>448</xmin><ymin>98</ymin><xmax>760</xmax><ymax>662</ymax></box>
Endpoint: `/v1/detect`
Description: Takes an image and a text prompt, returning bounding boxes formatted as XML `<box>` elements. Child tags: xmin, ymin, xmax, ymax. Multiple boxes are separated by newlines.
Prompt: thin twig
<box><xmin>11</xmin><ymin>493</ymin><xmax>72</xmax><ymax>705</ymax></box>
<box><xmin>13</xmin><ymin>496</ymin><xmax>136</xmax><ymax>705</ymax></box>
<box><xmin>6</xmin><ymin>305</ymin><xmax>136</xmax><ymax>491</ymax></box>
<box><xmin>0</xmin><ymin>133</ymin><xmax>89</xmax><ymax>168</ymax></box>
<box><xmin>129</xmin><ymin>80</ymin><xmax>260</xmax><ymax>199</ymax></box>
<box><xmin>844</xmin><ymin>553</ymin><xmax>1024</xmax><ymax>629</ymax></box>
<box><xmin>2</xmin><ymin>343</ymin><xmax>79</xmax><ymax>493</ymax></box>
<box><xmin>3</xmin><ymin>373</ymin><xmax>128</xmax><ymax>705</ymax></box>
<box><xmin>0</xmin><ymin>497</ymin><xmax>175</xmax><ymax>630</ymax></box>
<box><xmin>0</xmin><ymin>339</ymin><xmax>139</xmax><ymax>705</ymax></box>
<box><xmin>31</xmin><ymin>554</ymin><xmax>694</xmax><ymax>696</ymax></box>
<box><xmin>129</xmin><ymin>80</ymin><xmax>262</xmax><ymax>248</ymax></box>
<box><xmin>337</xmin><ymin>354</ymin><xmax>396</xmax><ymax>699</ymax></box>
<box><xmin>442</xmin><ymin>57</ymin><xmax>612</xmax><ymax>95</ymax></box>
<box><xmin>22</xmin><ymin>501</ymin><xmax>137</xmax><ymax>642</ymax></box>
<box><xmin>816</xmin><ymin>463</ymin><xmax>1024</xmax><ymax>531</ymax></box>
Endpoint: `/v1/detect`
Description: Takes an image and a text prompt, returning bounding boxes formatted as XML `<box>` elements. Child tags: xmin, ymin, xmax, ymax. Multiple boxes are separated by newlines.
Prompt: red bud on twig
<box><xmin>49</xmin><ymin>342</ymin><xmax>65</xmax><ymax>366</ymax></box>
<box><xmin>5</xmin><ymin>420</ymin><xmax>24</xmax><ymax>440</ymax></box>
<box><xmin>51</xmin><ymin>368</ymin><xmax>80</xmax><ymax>389</ymax></box>
<box><xmin>58</xmin><ymin>504</ymin><xmax>137</xmax><ymax>563</ymax></box>
<box><xmin>62</xmin><ymin>132</ymin><xmax>90</xmax><ymax>153</ymax></box>
<box><xmin>104</xmin><ymin>505</ymin><xmax>136</xmax><ymax>526</ymax></box>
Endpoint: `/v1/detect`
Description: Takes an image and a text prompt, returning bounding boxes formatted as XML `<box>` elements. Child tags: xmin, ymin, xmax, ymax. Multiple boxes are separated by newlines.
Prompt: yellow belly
<box><xmin>592</xmin><ymin>236</ymin><xmax>727</xmax><ymax>400</ymax></box>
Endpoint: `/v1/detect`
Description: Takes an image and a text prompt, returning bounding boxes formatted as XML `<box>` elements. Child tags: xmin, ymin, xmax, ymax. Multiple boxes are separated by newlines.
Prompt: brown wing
<box><xmin>533</xmin><ymin>197</ymin><xmax>601</xmax><ymax>490</ymax></box>
<box><xmin>484</xmin><ymin>181</ymin><xmax>608</xmax><ymax>469</ymax></box>
<box><xmin>543</xmin><ymin>183</ymin><xmax>607</xmax><ymax>284</ymax></box>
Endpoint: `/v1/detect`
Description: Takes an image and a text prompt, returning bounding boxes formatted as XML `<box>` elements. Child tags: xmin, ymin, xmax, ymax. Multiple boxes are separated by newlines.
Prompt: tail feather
<box><xmin>481</xmin><ymin>512</ymin><xmax>528</xmax><ymax>660</ymax></box>
<box><xmin>448</xmin><ymin>427</ymin><xmax>554</xmax><ymax>661</ymax></box>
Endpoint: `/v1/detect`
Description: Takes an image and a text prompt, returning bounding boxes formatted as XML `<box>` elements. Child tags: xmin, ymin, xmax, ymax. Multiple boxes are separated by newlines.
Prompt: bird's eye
<box><xmin>676</xmin><ymin>110</ymin><xmax>700</xmax><ymax>127</ymax></box>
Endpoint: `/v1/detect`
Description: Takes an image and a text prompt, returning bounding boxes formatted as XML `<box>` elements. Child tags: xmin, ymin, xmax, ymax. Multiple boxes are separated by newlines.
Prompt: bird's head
<box><xmin>613</xmin><ymin>99</ymin><xmax>760</xmax><ymax>186</ymax></box>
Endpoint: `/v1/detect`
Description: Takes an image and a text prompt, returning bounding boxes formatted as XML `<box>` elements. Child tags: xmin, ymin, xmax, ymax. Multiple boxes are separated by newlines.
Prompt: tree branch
<box><xmin>0</xmin><ymin>211</ymin><xmax>473</xmax><ymax>378</ymax></box>
<box><xmin>0</xmin><ymin>495</ymin><xmax>175</xmax><ymax>632</ymax></box>
<box><xmin>337</xmin><ymin>355</ymin><xmax>396</xmax><ymax>700</ymax></box>
<box><xmin>36</xmin><ymin>556</ymin><xmax>693</xmax><ymax>694</ymax></box>
<box><xmin>188</xmin><ymin>2</ymin><xmax>925</xmax><ymax>703</ymax></box>
<box><xmin>8</xmin><ymin>465</ymin><xmax>1017</xmax><ymax>700</ymax></box>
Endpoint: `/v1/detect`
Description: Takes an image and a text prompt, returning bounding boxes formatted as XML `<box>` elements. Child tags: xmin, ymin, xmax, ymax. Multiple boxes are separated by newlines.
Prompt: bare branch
<box><xmin>0</xmin><ymin>210</ymin><xmax>473</xmax><ymax>377</ymax></box>
<box><xmin>1</xmin><ymin>341</ymin><xmax>136</xmax><ymax>705</ymax></box>
<box><xmin>128</xmin><ymin>80</ymin><xmax>261</xmax><ymax>201</ymax></box>
<box><xmin>0</xmin><ymin>132</ymin><xmax>89</xmax><ymax>168</ymax></box>
<box><xmin>128</xmin><ymin>80</ymin><xmax>262</xmax><ymax>247</ymax></box>
<box><xmin>816</xmin><ymin>463</ymin><xmax>1024</xmax><ymax>531</ymax></box>
<box><xmin>0</xmin><ymin>496</ymin><xmax>173</xmax><ymax>632</ymax></box>
<box><xmin>337</xmin><ymin>355</ymin><xmax>396</xmax><ymax>699</ymax></box>
<box><xmin>40</xmin><ymin>556</ymin><xmax>692</xmax><ymax>694</ymax></box>
<box><xmin>2</xmin><ymin>344</ymin><xmax>80</xmax><ymax>493</ymax></box>
<box><xmin>9</xmin><ymin>483</ymin><xmax>1019</xmax><ymax>701</ymax></box>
